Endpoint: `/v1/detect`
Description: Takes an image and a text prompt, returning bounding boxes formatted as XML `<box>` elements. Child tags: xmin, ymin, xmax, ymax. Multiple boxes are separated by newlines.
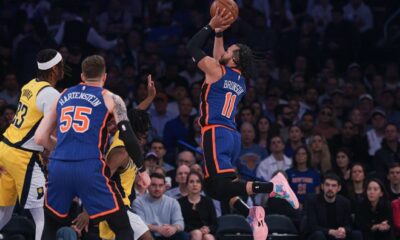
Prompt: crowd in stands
<box><xmin>1</xmin><ymin>0</ymin><xmax>400</xmax><ymax>239</ymax></box>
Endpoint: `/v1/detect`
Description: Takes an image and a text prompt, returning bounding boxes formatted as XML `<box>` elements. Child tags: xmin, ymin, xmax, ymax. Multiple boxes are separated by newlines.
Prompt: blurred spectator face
<box><xmin>305</xmin><ymin>88</ymin><xmax>318</xmax><ymax>104</ymax></box>
<box><xmin>288</xmin><ymin>100</ymin><xmax>300</xmax><ymax>115</ymax></box>
<box><xmin>151</xmin><ymin>142</ymin><xmax>166</xmax><ymax>159</ymax></box>
<box><xmin>190</xmin><ymin>164</ymin><xmax>203</xmax><ymax>175</ymax></box>
<box><xmin>332</xmin><ymin>93</ymin><xmax>344</xmax><ymax>108</ymax></box>
<box><xmin>244</xmin><ymin>87</ymin><xmax>256</xmax><ymax>104</ymax></box>
<box><xmin>270</xmin><ymin>136</ymin><xmax>284</xmax><ymax>154</ymax></box>
<box><xmin>187</xmin><ymin>173</ymin><xmax>202</xmax><ymax>194</ymax></box>
<box><xmin>342</xmin><ymin>121</ymin><xmax>355</xmax><ymax>139</ymax></box>
<box><xmin>149</xmin><ymin>176</ymin><xmax>166</xmax><ymax>199</ymax></box>
<box><xmin>325</xmin><ymin>77</ymin><xmax>338</xmax><ymax>93</ymax></box>
<box><xmin>318</xmin><ymin>107</ymin><xmax>333</xmax><ymax>124</ymax></box>
<box><xmin>3</xmin><ymin>73</ymin><xmax>18</xmax><ymax>91</ymax></box>
<box><xmin>291</xmin><ymin>75</ymin><xmax>305</xmax><ymax>92</ymax></box>
<box><xmin>343</xmin><ymin>83</ymin><xmax>355</xmax><ymax>98</ymax></box>
<box><xmin>289</xmin><ymin>126</ymin><xmax>303</xmax><ymax>142</ymax></box>
<box><xmin>366</xmin><ymin>181</ymin><xmax>383</xmax><ymax>204</ymax></box>
<box><xmin>282</xmin><ymin>106</ymin><xmax>295</xmax><ymax>124</ymax></box>
<box><xmin>351</xmin><ymin>165</ymin><xmax>365</xmax><ymax>182</ymax></box>
<box><xmin>322</xmin><ymin>179</ymin><xmax>341</xmax><ymax>200</ymax></box>
<box><xmin>388</xmin><ymin>166</ymin><xmax>400</xmax><ymax>185</ymax></box>
<box><xmin>350</xmin><ymin>108</ymin><xmax>363</xmax><ymax>125</ymax></box>
<box><xmin>241</xmin><ymin>122</ymin><xmax>256</xmax><ymax>145</ymax></box>
<box><xmin>173</xmin><ymin>85</ymin><xmax>188</xmax><ymax>101</ymax></box>
<box><xmin>384</xmin><ymin>124</ymin><xmax>398</xmax><ymax>142</ymax></box>
<box><xmin>123</xmin><ymin>65</ymin><xmax>136</xmax><ymax>79</ymax></box>
<box><xmin>175</xmin><ymin>165</ymin><xmax>190</xmax><ymax>184</ymax></box>
<box><xmin>240</xmin><ymin>108</ymin><xmax>254</xmax><ymax>124</ymax></box>
<box><xmin>336</xmin><ymin>151</ymin><xmax>350</xmax><ymax>169</ymax></box>
<box><xmin>371</xmin><ymin>75</ymin><xmax>384</xmax><ymax>89</ymax></box>
<box><xmin>310</xmin><ymin>135</ymin><xmax>323</xmax><ymax>152</ymax></box>
<box><xmin>144</xmin><ymin>156</ymin><xmax>158</xmax><ymax>172</ymax></box>
<box><xmin>358</xmin><ymin>98</ymin><xmax>374</xmax><ymax>115</ymax></box>
<box><xmin>251</xmin><ymin>101</ymin><xmax>262</xmax><ymax>120</ymax></box>
<box><xmin>294</xmin><ymin>56</ymin><xmax>307</xmax><ymax>73</ymax></box>
<box><xmin>265</xmin><ymin>95</ymin><xmax>279</xmax><ymax>111</ymax></box>
<box><xmin>257</xmin><ymin>117</ymin><xmax>270</xmax><ymax>133</ymax></box>
<box><xmin>154</xmin><ymin>94</ymin><xmax>168</xmax><ymax>115</ymax></box>
<box><xmin>178</xmin><ymin>98</ymin><xmax>193</xmax><ymax>117</ymax></box>
<box><xmin>379</xmin><ymin>91</ymin><xmax>394</xmax><ymax>109</ymax></box>
<box><xmin>301</xmin><ymin>113</ymin><xmax>312</xmax><ymax>127</ymax></box>
<box><xmin>135</xmin><ymin>82</ymin><xmax>148</xmax><ymax>102</ymax></box>
<box><xmin>347</xmin><ymin>67</ymin><xmax>362</xmax><ymax>82</ymax></box>
<box><xmin>177</xmin><ymin>151</ymin><xmax>196</xmax><ymax>166</ymax></box>
<box><xmin>295</xmin><ymin>148</ymin><xmax>308</xmax><ymax>165</ymax></box>
<box><xmin>371</xmin><ymin>114</ymin><xmax>386</xmax><ymax>130</ymax></box>
<box><xmin>4</xmin><ymin>107</ymin><xmax>15</xmax><ymax>124</ymax></box>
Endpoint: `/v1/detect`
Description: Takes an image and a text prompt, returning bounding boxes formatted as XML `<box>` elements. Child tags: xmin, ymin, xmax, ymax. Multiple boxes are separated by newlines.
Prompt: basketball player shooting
<box><xmin>186</xmin><ymin>7</ymin><xmax>299</xmax><ymax>240</ymax></box>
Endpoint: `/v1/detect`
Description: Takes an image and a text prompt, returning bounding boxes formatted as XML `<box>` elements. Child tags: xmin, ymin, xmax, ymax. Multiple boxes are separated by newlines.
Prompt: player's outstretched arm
<box><xmin>104</xmin><ymin>91</ymin><xmax>144</xmax><ymax>170</ymax></box>
<box><xmin>34</xmin><ymin>99</ymin><xmax>58</xmax><ymax>151</ymax></box>
<box><xmin>136</xmin><ymin>74</ymin><xmax>156</xmax><ymax>110</ymax></box>
<box><xmin>187</xmin><ymin>8</ymin><xmax>231</xmax><ymax>83</ymax></box>
<box><xmin>213</xmin><ymin>9</ymin><xmax>231</xmax><ymax>60</ymax></box>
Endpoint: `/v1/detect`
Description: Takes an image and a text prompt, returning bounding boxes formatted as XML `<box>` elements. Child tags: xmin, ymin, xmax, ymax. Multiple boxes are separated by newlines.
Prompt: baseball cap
<box><xmin>370</xmin><ymin>108</ymin><xmax>386</xmax><ymax>119</ymax></box>
<box><xmin>145</xmin><ymin>151</ymin><xmax>159</xmax><ymax>160</ymax></box>
<box><xmin>359</xmin><ymin>94</ymin><xmax>373</xmax><ymax>102</ymax></box>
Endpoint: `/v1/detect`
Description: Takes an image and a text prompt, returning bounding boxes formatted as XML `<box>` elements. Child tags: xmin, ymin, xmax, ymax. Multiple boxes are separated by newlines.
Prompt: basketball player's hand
<box><xmin>72</xmin><ymin>210</ymin><xmax>89</xmax><ymax>234</ymax></box>
<box><xmin>147</xmin><ymin>74</ymin><xmax>156</xmax><ymax>99</ymax></box>
<box><xmin>209</xmin><ymin>8</ymin><xmax>232</xmax><ymax>30</ymax></box>
<box><xmin>137</xmin><ymin>170</ymin><xmax>151</xmax><ymax>189</ymax></box>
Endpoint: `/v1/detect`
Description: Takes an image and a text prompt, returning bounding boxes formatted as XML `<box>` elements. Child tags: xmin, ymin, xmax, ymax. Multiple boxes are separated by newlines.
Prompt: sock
<box><xmin>233</xmin><ymin>198</ymin><xmax>249</xmax><ymax>217</ymax></box>
<box><xmin>0</xmin><ymin>206</ymin><xmax>14</xmax><ymax>229</ymax></box>
<box><xmin>29</xmin><ymin>207</ymin><xmax>44</xmax><ymax>240</ymax></box>
<box><xmin>252</xmin><ymin>182</ymin><xmax>274</xmax><ymax>194</ymax></box>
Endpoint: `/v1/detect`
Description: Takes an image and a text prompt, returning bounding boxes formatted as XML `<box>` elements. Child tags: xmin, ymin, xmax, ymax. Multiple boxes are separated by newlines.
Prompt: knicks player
<box><xmin>187</xmin><ymin>9</ymin><xmax>299</xmax><ymax>240</ymax></box>
<box><xmin>0</xmin><ymin>49</ymin><xmax>63</xmax><ymax>240</ymax></box>
<box><xmin>35</xmin><ymin>55</ymin><xmax>143</xmax><ymax>239</ymax></box>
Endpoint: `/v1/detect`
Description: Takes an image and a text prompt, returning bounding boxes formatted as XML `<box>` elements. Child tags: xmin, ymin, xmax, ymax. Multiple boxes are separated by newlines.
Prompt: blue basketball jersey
<box><xmin>199</xmin><ymin>66</ymin><xmax>246</xmax><ymax>129</ymax></box>
<box><xmin>51</xmin><ymin>84</ymin><xmax>111</xmax><ymax>161</ymax></box>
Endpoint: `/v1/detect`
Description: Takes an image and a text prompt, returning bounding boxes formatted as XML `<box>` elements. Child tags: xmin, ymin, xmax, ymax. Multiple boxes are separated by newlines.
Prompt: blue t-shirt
<box><xmin>285</xmin><ymin>168</ymin><xmax>321</xmax><ymax>203</ymax></box>
<box><xmin>235</xmin><ymin>144</ymin><xmax>267</xmax><ymax>181</ymax></box>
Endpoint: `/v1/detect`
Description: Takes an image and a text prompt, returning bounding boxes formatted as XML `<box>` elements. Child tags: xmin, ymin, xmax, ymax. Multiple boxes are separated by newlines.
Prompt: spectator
<box><xmin>144</xmin><ymin>151</ymin><xmax>160</xmax><ymax>173</ymax></box>
<box><xmin>387</xmin><ymin>163</ymin><xmax>400</xmax><ymax>200</ymax></box>
<box><xmin>301</xmin><ymin>112</ymin><xmax>315</xmax><ymax>140</ymax></box>
<box><xmin>150</xmin><ymin>139</ymin><xmax>174</xmax><ymax>172</ymax></box>
<box><xmin>343</xmin><ymin>0</ymin><xmax>374</xmax><ymax>33</ymax></box>
<box><xmin>308</xmin><ymin>134</ymin><xmax>332</xmax><ymax>173</ymax></box>
<box><xmin>257</xmin><ymin>135</ymin><xmax>292</xmax><ymax>181</ymax></box>
<box><xmin>366</xmin><ymin>108</ymin><xmax>387</xmax><ymax>156</ymax></box>
<box><xmin>149</xmin><ymin>92</ymin><xmax>175</xmax><ymax>140</ymax></box>
<box><xmin>166</xmin><ymin>165</ymin><xmax>190</xmax><ymax>199</ymax></box>
<box><xmin>286</xmin><ymin>146</ymin><xmax>321</xmax><ymax>206</ymax></box>
<box><xmin>374</xmin><ymin>123</ymin><xmax>400</xmax><ymax>176</ymax></box>
<box><xmin>355</xmin><ymin>179</ymin><xmax>393</xmax><ymax>240</ymax></box>
<box><xmin>254</xmin><ymin>116</ymin><xmax>271</xmax><ymax>150</ymax></box>
<box><xmin>314</xmin><ymin>106</ymin><xmax>338</xmax><ymax>140</ymax></box>
<box><xmin>2</xmin><ymin>104</ymin><xmax>16</xmax><ymax>126</ymax></box>
<box><xmin>163</xmin><ymin>97</ymin><xmax>195</xmax><ymax>163</ymax></box>
<box><xmin>333</xmin><ymin>148</ymin><xmax>352</xmax><ymax>191</ymax></box>
<box><xmin>238</xmin><ymin>106</ymin><xmax>256</xmax><ymax>126</ymax></box>
<box><xmin>167</xmin><ymin>150</ymin><xmax>196</xmax><ymax>187</ymax></box>
<box><xmin>133</xmin><ymin>173</ymin><xmax>187</xmax><ymax>240</ymax></box>
<box><xmin>0</xmin><ymin>73</ymin><xmax>19</xmax><ymax>106</ymax></box>
<box><xmin>309</xmin><ymin>0</ymin><xmax>333</xmax><ymax>34</ymax></box>
<box><xmin>305</xmin><ymin>173</ymin><xmax>362</xmax><ymax>240</ymax></box>
<box><xmin>345</xmin><ymin>163</ymin><xmax>367</xmax><ymax>211</ymax></box>
<box><xmin>348</xmin><ymin>106</ymin><xmax>366</xmax><ymax>135</ymax></box>
<box><xmin>284</xmin><ymin>125</ymin><xmax>304</xmax><ymax>158</ymax></box>
<box><xmin>178</xmin><ymin>171</ymin><xmax>217</xmax><ymax>240</ymax></box>
<box><xmin>96</xmin><ymin>0</ymin><xmax>133</xmax><ymax>38</ymax></box>
<box><xmin>236</xmin><ymin>122</ymin><xmax>268</xmax><ymax>181</ymax></box>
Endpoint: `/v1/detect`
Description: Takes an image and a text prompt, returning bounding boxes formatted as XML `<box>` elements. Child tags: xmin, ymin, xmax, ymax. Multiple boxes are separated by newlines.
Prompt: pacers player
<box><xmin>0</xmin><ymin>49</ymin><xmax>63</xmax><ymax>240</ymax></box>
<box><xmin>187</xmin><ymin>9</ymin><xmax>299</xmax><ymax>240</ymax></box>
<box><xmin>35</xmin><ymin>55</ymin><xmax>143</xmax><ymax>239</ymax></box>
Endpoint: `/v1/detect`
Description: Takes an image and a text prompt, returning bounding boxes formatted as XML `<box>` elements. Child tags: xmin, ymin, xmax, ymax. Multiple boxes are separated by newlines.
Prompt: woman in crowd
<box><xmin>334</xmin><ymin>148</ymin><xmax>352</xmax><ymax>183</ymax></box>
<box><xmin>178</xmin><ymin>171</ymin><xmax>217</xmax><ymax>240</ymax></box>
<box><xmin>345</xmin><ymin>163</ymin><xmax>367</xmax><ymax>211</ymax></box>
<box><xmin>254</xmin><ymin>116</ymin><xmax>272</xmax><ymax>151</ymax></box>
<box><xmin>308</xmin><ymin>134</ymin><xmax>332</xmax><ymax>173</ymax></box>
<box><xmin>284</xmin><ymin>124</ymin><xmax>305</xmax><ymax>158</ymax></box>
<box><xmin>355</xmin><ymin>179</ymin><xmax>393</xmax><ymax>240</ymax></box>
<box><xmin>286</xmin><ymin>146</ymin><xmax>320</xmax><ymax>207</ymax></box>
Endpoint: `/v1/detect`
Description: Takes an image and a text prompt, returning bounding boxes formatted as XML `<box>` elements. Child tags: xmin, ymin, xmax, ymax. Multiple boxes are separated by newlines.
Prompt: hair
<box><xmin>150</xmin><ymin>139</ymin><xmax>165</xmax><ymax>147</ymax></box>
<box><xmin>36</xmin><ymin>49</ymin><xmax>63</xmax><ymax>81</ymax></box>
<box><xmin>153</xmin><ymin>166</ymin><xmax>166</xmax><ymax>175</ymax></box>
<box><xmin>233</xmin><ymin>43</ymin><xmax>253</xmax><ymax>80</ymax></box>
<box><xmin>347</xmin><ymin>162</ymin><xmax>366</xmax><ymax>196</ymax></box>
<box><xmin>81</xmin><ymin>55</ymin><xmax>106</xmax><ymax>79</ymax></box>
<box><xmin>127</xmin><ymin>109</ymin><xmax>151</xmax><ymax>136</ymax></box>
<box><xmin>186</xmin><ymin>170</ymin><xmax>204</xmax><ymax>189</ymax></box>
<box><xmin>308</xmin><ymin>134</ymin><xmax>332</xmax><ymax>173</ymax></box>
<box><xmin>385</xmin><ymin>122</ymin><xmax>399</xmax><ymax>132</ymax></box>
<box><xmin>365</xmin><ymin>178</ymin><xmax>390</xmax><ymax>209</ymax></box>
<box><xmin>239</xmin><ymin>106</ymin><xmax>255</xmax><ymax>116</ymax></box>
<box><xmin>150</xmin><ymin>172</ymin><xmax>166</xmax><ymax>183</ymax></box>
<box><xmin>389</xmin><ymin>162</ymin><xmax>400</xmax><ymax>170</ymax></box>
<box><xmin>323</xmin><ymin>173</ymin><xmax>341</xmax><ymax>185</ymax></box>
<box><xmin>292</xmin><ymin>146</ymin><xmax>312</xmax><ymax>169</ymax></box>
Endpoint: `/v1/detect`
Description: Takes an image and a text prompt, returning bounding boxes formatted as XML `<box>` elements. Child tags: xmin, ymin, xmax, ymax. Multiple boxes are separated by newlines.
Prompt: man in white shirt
<box><xmin>366</xmin><ymin>108</ymin><xmax>387</xmax><ymax>156</ymax></box>
<box><xmin>343</xmin><ymin>0</ymin><xmax>373</xmax><ymax>33</ymax></box>
<box><xmin>257</xmin><ymin>135</ymin><xmax>292</xmax><ymax>181</ymax></box>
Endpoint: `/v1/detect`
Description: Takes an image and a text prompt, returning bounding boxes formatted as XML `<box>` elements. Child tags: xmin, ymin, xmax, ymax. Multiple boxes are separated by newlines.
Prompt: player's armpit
<box><xmin>106</xmin><ymin>146</ymin><xmax>130</xmax><ymax>176</ymax></box>
<box><xmin>198</xmin><ymin>56</ymin><xmax>223</xmax><ymax>83</ymax></box>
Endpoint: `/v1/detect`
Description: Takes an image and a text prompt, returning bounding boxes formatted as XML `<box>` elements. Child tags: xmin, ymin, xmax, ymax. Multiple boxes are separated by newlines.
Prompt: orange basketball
<box><xmin>210</xmin><ymin>0</ymin><xmax>239</xmax><ymax>25</ymax></box>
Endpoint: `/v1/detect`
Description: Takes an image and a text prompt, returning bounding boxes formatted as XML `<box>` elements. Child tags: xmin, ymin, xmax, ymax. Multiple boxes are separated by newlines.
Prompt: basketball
<box><xmin>210</xmin><ymin>0</ymin><xmax>239</xmax><ymax>25</ymax></box>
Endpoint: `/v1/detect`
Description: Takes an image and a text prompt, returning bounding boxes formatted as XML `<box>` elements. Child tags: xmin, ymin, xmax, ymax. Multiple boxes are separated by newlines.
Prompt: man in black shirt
<box><xmin>305</xmin><ymin>173</ymin><xmax>362</xmax><ymax>240</ymax></box>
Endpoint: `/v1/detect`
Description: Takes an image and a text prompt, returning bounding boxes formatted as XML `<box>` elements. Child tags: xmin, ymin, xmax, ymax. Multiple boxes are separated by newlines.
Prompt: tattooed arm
<box><xmin>104</xmin><ymin>91</ymin><xmax>144</xmax><ymax>169</ymax></box>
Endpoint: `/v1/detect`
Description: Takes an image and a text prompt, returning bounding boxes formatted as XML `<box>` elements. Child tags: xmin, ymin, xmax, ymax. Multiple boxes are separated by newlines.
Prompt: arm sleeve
<box><xmin>117</xmin><ymin>120</ymin><xmax>144</xmax><ymax>170</ymax></box>
<box><xmin>186</xmin><ymin>25</ymin><xmax>213</xmax><ymax>63</ymax></box>
<box><xmin>36</xmin><ymin>87</ymin><xmax>60</xmax><ymax>114</ymax></box>
<box><xmin>171</xmin><ymin>199</ymin><xmax>185</xmax><ymax>231</ymax></box>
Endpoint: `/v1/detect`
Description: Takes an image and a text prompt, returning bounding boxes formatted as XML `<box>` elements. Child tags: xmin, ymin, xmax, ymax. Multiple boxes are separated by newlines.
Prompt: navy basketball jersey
<box><xmin>51</xmin><ymin>84</ymin><xmax>111</xmax><ymax>161</ymax></box>
<box><xmin>199</xmin><ymin>66</ymin><xmax>246</xmax><ymax>129</ymax></box>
